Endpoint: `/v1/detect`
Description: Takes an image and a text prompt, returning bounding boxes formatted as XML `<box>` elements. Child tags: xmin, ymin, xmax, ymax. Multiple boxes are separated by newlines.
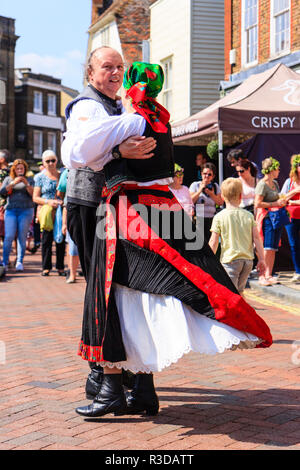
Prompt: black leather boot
<box><xmin>126</xmin><ymin>373</ymin><xmax>159</xmax><ymax>416</ymax></box>
<box><xmin>85</xmin><ymin>364</ymin><xmax>136</xmax><ymax>400</ymax></box>
<box><xmin>76</xmin><ymin>374</ymin><xmax>126</xmax><ymax>417</ymax></box>
<box><xmin>122</xmin><ymin>369</ymin><xmax>136</xmax><ymax>390</ymax></box>
<box><xmin>85</xmin><ymin>363</ymin><xmax>103</xmax><ymax>400</ymax></box>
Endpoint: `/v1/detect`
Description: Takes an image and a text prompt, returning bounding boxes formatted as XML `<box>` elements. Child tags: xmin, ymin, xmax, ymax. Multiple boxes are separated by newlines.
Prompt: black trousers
<box><xmin>66</xmin><ymin>202</ymin><xmax>97</xmax><ymax>280</ymax></box>
<box><xmin>41</xmin><ymin>230</ymin><xmax>65</xmax><ymax>271</ymax></box>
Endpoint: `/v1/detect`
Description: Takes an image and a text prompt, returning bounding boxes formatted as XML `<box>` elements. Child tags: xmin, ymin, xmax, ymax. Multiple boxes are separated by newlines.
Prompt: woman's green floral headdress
<box><xmin>291</xmin><ymin>154</ymin><xmax>300</xmax><ymax>171</ymax></box>
<box><xmin>174</xmin><ymin>163</ymin><xmax>183</xmax><ymax>173</ymax></box>
<box><xmin>261</xmin><ymin>157</ymin><xmax>280</xmax><ymax>175</ymax></box>
<box><xmin>123</xmin><ymin>61</ymin><xmax>170</xmax><ymax>133</ymax></box>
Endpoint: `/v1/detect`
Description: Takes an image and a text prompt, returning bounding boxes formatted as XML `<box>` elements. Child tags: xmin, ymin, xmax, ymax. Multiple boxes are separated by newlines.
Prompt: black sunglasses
<box><xmin>236</xmin><ymin>169</ymin><xmax>245</xmax><ymax>173</ymax></box>
<box><xmin>45</xmin><ymin>159</ymin><xmax>56</xmax><ymax>163</ymax></box>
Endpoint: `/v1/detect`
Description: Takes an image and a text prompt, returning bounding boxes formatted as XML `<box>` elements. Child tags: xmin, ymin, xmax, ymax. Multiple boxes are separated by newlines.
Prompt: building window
<box><xmin>47</xmin><ymin>94</ymin><xmax>57</xmax><ymax>115</ymax></box>
<box><xmin>242</xmin><ymin>0</ymin><xmax>258</xmax><ymax>65</ymax></box>
<box><xmin>33</xmin><ymin>91</ymin><xmax>43</xmax><ymax>114</ymax></box>
<box><xmin>161</xmin><ymin>57</ymin><xmax>173</xmax><ymax>114</ymax></box>
<box><xmin>271</xmin><ymin>0</ymin><xmax>290</xmax><ymax>56</ymax></box>
<box><xmin>33</xmin><ymin>130</ymin><xmax>43</xmax><ymax>158</ymax></box>
<box><xmin>47</xmin><ymin>132</ymin><xmax>56</xmax><ymax>153</ymax></box>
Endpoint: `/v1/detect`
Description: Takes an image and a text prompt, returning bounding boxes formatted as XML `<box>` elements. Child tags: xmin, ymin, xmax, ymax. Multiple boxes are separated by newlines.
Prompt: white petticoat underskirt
<box><xmin>99</xmin><ymin>283</ymin><xmax>261</xmax><ymax>373</ymax></box>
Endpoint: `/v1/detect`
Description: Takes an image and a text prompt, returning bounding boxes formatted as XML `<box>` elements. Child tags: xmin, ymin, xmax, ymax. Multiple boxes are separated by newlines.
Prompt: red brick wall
<box><xmin>91</xmin><ymin>0</ymin><xmax>151</xmax><ymax>65</ymax></box>
<box><xmin>116</xmin><ymin>0</ymin><xmax>150</xmax><ymax>64</ymax></box>
<box><xmin>259</xmin><ymin>0</ymin><xmax>270</xmax><ymax>62</ymax></box>
<box><xmin>291</xmin><ymin>0</ymin><xmax>300</xmax><ymax>50</ymax></box>
<box><xmin>91</xmin><ymin>1</ymin><xmax>104</xmax><ymax>25</ymax></box>
<box><xmin>231</xmin><ymin>0</ymin><xmax>242</xmax><ymax>74</ymax></box>
<box><xmin>224</xmin><ymin>0</ymin><xmax>232</xmax><ymax>80</ymax></box>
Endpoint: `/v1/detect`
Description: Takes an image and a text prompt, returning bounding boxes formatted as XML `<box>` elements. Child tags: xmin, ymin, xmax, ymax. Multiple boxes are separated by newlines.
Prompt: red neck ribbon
<box><xmin>126</xmin><ymin>82</ymin><xmax>170</xmax><ymax>133</ymax></box>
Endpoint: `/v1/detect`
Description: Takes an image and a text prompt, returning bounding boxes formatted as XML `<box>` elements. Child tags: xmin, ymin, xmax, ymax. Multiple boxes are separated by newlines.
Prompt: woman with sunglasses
<box><xmin>169</xmin><ymin>164</ymin><xmax>194</xmax><ymax>218</ymax></box>
<box><xmin>189</xmin><ymin>162</ymin><xmax>223</xmax><ymax>242</ymax></box>
<box><xmin>236</xmin><ymin>160</ymin><xmax>257</xmax><ymax>214</ymax></box>
<box><xmin>0</xmin><ymin>159</ymin><xmax>34</xmax><ymax>271</ymax></box>
<box><xmin>33</xmin><ymin>150</ymin><xmax>65</xmax><ymax>276</ymax></box>
<box><xmin>281</xmin><ymin>154</ymin><xmax>300</xmax><ymax>282</ymax></box>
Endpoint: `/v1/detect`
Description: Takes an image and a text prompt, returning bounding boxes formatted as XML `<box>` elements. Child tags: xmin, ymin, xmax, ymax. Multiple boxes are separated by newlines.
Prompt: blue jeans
<box><xmin>263</xmin><ymin>215</ymin><xmax>282</xmax><ymax>251</ymax></box>
<box><xmin>2</xmin><ymin>208</ymin><xmax>34</xmax><ymax>265</ymax></box>
<box><xmin>285</xmin><ymin>218</ymin><xmax>300</xmax><ymax>274</ymax></box>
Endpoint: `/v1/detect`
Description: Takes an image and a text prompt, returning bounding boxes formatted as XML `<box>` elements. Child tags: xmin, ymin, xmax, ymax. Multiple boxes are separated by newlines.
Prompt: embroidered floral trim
<box><xmin>78</xmin><ymin>341</ymin><xmax>104</xmax><ymax>362</ymax></box>
<box><xmin>138</xmin><ymin>194</ymin><xmax>181</xmax><ymax>209</ymax></box>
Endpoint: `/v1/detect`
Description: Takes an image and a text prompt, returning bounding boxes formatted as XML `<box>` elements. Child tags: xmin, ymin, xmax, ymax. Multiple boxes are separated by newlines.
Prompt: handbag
<box><xmin>53</xmin><ymin>205</ymin><xmax>64</xmax><ymax>243</ymax></box>
<box><xmin>285</xmin><ymin>179</ymin><xmax>300</xmax><ymax>219</ymax></box>
<box><xmin>268</xmin><ymin>207</ymin><xmax>290</xmax><ymax>230</ymax></box>
<box><xmin>39</xmin><ymin>204</ymin><xmax>54</xmax><ymax>232</ymax></box>
<box><xmin>286</xmin><ymin>205</ymin><xmax>300</xmax><ymax>219</ymax></box>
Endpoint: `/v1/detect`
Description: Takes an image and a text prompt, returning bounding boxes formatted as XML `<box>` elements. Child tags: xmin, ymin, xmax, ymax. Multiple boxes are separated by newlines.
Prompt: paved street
<box><xmin>0</xmin><ymin>251</ymin><xmax>300</xmax><ymax>451</ymax></box>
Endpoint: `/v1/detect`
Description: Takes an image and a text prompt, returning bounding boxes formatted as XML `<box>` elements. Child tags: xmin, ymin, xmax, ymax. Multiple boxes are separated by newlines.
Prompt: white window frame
<box><xmin>270</xmin><ymin>0</ymin><xmax>290</xmax><ymax>58</ymax></box>
<box><xmin>241</xmin><ymin>0</ymin><xmax>258</xmax><ymax>68</ymax></box>
<box><xmin>47</xmin><ymin>132</ymin><xmax>56</xmax><ymax>153</ymax></box>
<box><xmin>33</xmin><ymin>91</ymin><xmax>43</xmax><ymax>114</ymax></box>
<box><xmin>161</xmin><ymin>56</ymin><xmax>173</xmax><ymax>114</ymax></box>
<box><xmin>47</xmin><ymin>94</ymin><xmax>57</xmax><ymax>116</ymax></box>
<box><xmin>33</xmin><ymin>130</ymin><xmax>43</xmax><ymax>159</ymax></box>
<box><xmin>101</xmin><ymin>25</ymin><xmax>110</xmax><ymax>45</ymax></box>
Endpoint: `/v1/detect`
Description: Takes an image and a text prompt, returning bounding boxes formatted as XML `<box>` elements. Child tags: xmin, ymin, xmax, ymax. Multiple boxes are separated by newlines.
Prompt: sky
<box><xmin>1</xmin><ymin>0</ymin><xmax>91</xmax><ymax>92</ymax></box>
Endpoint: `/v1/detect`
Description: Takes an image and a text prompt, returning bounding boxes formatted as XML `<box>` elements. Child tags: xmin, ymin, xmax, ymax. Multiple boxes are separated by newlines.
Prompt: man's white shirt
<box><xmin>61</xmin><ymin>99</ymin><xmax>146</xmax><ymax>171</ymax></box>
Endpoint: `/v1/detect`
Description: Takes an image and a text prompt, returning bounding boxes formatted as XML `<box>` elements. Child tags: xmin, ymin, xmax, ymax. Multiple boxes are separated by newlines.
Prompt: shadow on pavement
<box><xmin>83</xmin><ymin>386</ymin><xmax>300</xmax><ymax>447</ymax></box>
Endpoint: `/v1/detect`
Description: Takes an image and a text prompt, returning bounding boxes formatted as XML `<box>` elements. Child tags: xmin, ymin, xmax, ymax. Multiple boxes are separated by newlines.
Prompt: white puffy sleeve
<box><xmin>61</xmin><ymin>99</ymin><xmax>146</xmax><ymax>171</ymax></box>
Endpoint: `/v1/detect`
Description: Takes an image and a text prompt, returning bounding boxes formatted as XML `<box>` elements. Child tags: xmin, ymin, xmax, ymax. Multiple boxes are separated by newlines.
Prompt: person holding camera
<box><xmin>190</xmin><ymin>162</ymin><xmax>223</xmax><ymax>242</ymax></box>
<box><xmin>0</xmin><ymin>159</ymin><xmax>34</xmax><ymax>272</ymax></box>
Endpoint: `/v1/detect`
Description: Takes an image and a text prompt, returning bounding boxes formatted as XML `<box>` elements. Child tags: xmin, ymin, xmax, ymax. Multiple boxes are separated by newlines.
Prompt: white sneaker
<box><xmin>15</xmin><ymin>262</ymin><xmax>24</xmax><ymax>272</ymax></box>
<box><xmin>291</xmin><ymin>273</ymin><xmax>300</xmax><ymax>283</ymax></box>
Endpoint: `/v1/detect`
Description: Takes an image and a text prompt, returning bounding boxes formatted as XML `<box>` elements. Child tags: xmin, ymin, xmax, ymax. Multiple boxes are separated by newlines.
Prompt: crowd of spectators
<box><xmin>177</xmin><ymin>149</ymin><xmax>300</xmax><ymax>291</ymax></box>
<box><xmin>0</xmin><ymin>146</ymin><xmax>299</xmax><ymax>289</ymax></box>
<box><xmin>0</xmin><ymin>149</ymin><xmax>80</xmax><ymax>282</ymax></box>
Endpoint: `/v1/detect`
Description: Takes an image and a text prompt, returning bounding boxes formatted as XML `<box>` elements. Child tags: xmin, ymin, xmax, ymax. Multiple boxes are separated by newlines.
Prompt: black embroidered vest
<box><xmin>65</xmin><ymin>85</ymin><xmax>122</xmax><ymax>207</ymax></box>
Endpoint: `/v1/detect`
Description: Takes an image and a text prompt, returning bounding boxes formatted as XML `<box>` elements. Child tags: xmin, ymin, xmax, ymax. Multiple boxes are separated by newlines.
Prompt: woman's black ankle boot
<box><xmin>85</xmin><ymin>365</ymin><xmax>135</xmax><ymax>400</ymax></box>
<box><xmin>76</xmin><ymin>374</ymin><xmax>126</xmax><ymax>417</ymax></box>
<box><xmin>126</xmin><ymin>373</ymin><xmax>159</xmax><ymax>416</ymax></box>
<box><xmin>85</xmin><ymin>362</ymin><xmax>103</xmax><ymax>399</ymax></box>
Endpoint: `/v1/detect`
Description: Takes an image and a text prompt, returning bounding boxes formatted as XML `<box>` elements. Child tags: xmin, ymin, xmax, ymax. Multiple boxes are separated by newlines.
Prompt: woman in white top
<box><xmin>169</xmin><ymin>164</ymin><xmax>194</xmax><ymax>218</ymax></box>
<box><xmin>236</xmin><ymin>159</ymin><xmax>257</xmax><ymax>214</ymax></box>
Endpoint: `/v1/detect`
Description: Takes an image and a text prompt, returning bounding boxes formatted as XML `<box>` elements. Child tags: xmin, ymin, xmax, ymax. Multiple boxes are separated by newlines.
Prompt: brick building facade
<box><xmin>223</xmin><ymin>1</ymin><xmax>300</xmax><ymax>91</ymax></box>
<box><xmin>0</xmin><ymin>16</ymin><xmax>18</xmax><ymax>154</ymax></box>
<box><xmin>87</xmin><ymin>0</ymin><xmax>152</xmax><ymax>75</ymax></box>
<box><xmin>15</xmin><ymin>69</ymin><xmax>63</xmax><ymax>162</ymax></box>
